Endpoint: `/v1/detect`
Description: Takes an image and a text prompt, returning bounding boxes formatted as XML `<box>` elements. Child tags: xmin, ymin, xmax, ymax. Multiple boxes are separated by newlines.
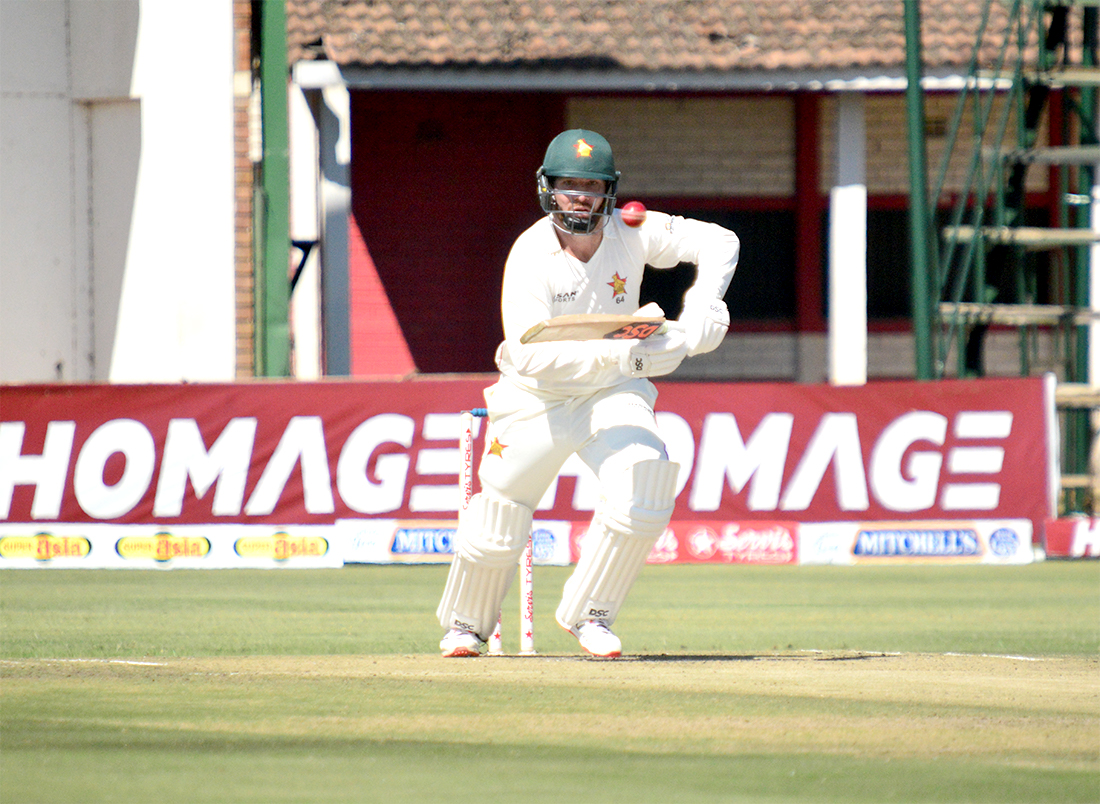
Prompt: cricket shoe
<box><xmin>440</xmin><ymin>628</ymin><xmax>484</xmax><ymax>658</ymax></box>
<box><xmin>569</xmin><ymin>620</ymin><xmax>622</xmax><ymax>658</ymax></box>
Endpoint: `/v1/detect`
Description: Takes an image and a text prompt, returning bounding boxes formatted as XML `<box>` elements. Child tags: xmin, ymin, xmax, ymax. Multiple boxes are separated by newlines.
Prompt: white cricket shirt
<box><xmin>494</xmin><ymin>209</ymin><xmax>739</xmax><ymax>398</ymax></box>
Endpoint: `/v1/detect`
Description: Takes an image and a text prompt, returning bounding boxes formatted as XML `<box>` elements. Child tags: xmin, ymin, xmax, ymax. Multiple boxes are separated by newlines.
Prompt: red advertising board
<box><xmin>1044</xmin><ymin>518</ymin><xmax>1100</xmax><ymax>557</ymax></box>
<box><xmin>0</xmin><ymin>376</ymin><xmax>1052</xmax><ymax>531</ymax></box>
<box><xmin>649</xmin><ymin>378</ymin><xmax>1052</xmax><ymax>528</ymax></box>
<box><xmin>571</xmin><ymin>520</ymin><xmax>799</xmax><ymax>565</ymax></box>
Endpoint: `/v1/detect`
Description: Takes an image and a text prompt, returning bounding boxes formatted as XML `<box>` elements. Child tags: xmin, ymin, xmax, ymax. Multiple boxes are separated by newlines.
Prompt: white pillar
<box><xmin>289</xmin><ymin>84</ymin><xmax>321</xmax><ymax>379</ymax></box>
<box><xmin>1090</xmin><ymin>165</ymin><xmax>1099</xmax><ymax>391</ymax></box>
<box><xmin>828</xmin><ymin>92</ymin><xmax>868</xmax><ymax>387</ymax></box>
<box><xmin>319</xmin><ymin>80</ymin><xmax>351</xmax><ymax>376</ymax></box>
<box><xmin>110</xmin><ymin>0</ymin><xmax>235</xmax><ymax>381</ymax></box>
<box><xmin>1089</xmin><ymin>157</ymin><xmax>1099</xmax><ymax>491</ymax></box>
<box><xmin>295</xmin><ymin>61</ymin><xmax>351</xmax><ymax>376</ymax></box>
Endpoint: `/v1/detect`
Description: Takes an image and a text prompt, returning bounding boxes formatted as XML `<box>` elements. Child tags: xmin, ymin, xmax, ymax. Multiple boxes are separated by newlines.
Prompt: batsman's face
<box><xmin>552</xmin><ymin>178</ymin><xmax>608</xmax><ymax>220</ymax></box>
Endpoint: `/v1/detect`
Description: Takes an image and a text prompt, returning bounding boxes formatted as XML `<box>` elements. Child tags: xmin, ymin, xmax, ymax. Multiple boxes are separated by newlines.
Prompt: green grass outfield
<box><xmin>2</xmin><ymin>563</ymin><xmax>1098</xmax><ymax>803</ymax></box>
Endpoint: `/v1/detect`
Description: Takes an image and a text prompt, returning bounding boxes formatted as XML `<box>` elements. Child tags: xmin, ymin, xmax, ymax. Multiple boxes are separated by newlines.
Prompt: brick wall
<box><xmin>569</xmin><ymin>96</ymin><xmax>795</xmax><ymax>197</ymax></box>
<box><xmin>568</xmin><ymin>92</ymin><xmax>1049</xmax><ymax>199</ymax></box>
<box><xmin>232</xmin><ymin>0</ymin><xmax>255</xmax><ymax>378</ymax></box>
<box><xmin>819</xmin><ymin>92</ymin><xmax>1049</xmax><ymax>195</ymax></box>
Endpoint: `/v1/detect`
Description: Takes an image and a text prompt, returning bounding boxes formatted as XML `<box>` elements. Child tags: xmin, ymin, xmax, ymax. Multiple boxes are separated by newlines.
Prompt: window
<box><xmin>640</xmin><ymin>208</ymin><xmax>797</xmax><ymax>321</ymax></box>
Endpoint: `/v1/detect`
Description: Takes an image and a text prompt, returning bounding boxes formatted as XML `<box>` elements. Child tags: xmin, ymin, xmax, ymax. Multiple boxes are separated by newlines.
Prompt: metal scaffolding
<box><xmin>907</xmin><ymin>0</ymin><xmax>1099</xmax><ymax>514</ymax></box>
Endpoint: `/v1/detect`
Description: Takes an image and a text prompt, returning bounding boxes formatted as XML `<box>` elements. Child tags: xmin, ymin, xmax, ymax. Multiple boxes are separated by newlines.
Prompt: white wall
<box><xmin>0</xmin><ymin>0</ymin><xmax>236</xmax><ymax>383</ymax></box>
<box><xmin>1</xmin><ymin>1</ymin><xmax>84</xmax><ymax>380</ymax></box>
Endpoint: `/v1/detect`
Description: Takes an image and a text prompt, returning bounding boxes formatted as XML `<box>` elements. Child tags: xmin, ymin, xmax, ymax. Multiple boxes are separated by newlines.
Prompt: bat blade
<box><xmin>519</xmin><ymin>313</ymin><xmax>667</xmax><ymax>344</ymax></box>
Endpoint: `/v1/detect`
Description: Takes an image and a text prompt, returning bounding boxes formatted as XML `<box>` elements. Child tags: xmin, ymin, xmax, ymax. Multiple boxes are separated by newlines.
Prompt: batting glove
<box><xmin>679</xmin><ymin>299</ymin><xmax>730</xmax><ymax>357</ymax></box>
<box><xmin>617</xmin><ymin>330</ymin><xmax>689</xmax><ymax>378</ymax></box>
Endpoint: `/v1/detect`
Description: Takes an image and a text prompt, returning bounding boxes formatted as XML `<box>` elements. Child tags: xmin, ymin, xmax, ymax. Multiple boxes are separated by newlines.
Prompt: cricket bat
<box><xmin>519</xmin><ymin>313</ymin><xmax>667</xmax><ymax>344</ymax></box>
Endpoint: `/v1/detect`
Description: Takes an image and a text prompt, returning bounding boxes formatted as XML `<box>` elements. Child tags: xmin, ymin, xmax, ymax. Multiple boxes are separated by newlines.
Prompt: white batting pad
<box><xmin>437</xmin><ymin>494</ymin><xmax>534</xmax><ymax>640</ymax></box>
<box><xmin>436</xmin><ymin>553</ymin><xmax>517</xmax><ymax>640</ymax></box>
<box><xmin>555</xmin><ymin>459</ymin><xmax>679</xmax><ymax>630</ymax></box>
<box><xmin>598</xmin><ymin>458</ymin><xmax>681</xmax><ymax>538</ymax></box>
<box><xmin>455</xmin><ymin>494</ymin><xmax>534</xmax><ymax>567</ymax></box>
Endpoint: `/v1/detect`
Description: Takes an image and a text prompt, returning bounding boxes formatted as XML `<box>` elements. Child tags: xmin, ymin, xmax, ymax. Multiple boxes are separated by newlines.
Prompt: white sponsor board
<box><xmin>799</xmin><ymin>519</ymin><xmax>1034</xmax><ymax>565</ymax></box>
<box><xmin>0</xmin><ymin>523</ymin><xmax>344</xmax><ymax>570</ymax></box>
<box><xmin>340</xmin><ymin>518</ymin><xmax>573</xmax><ymax>566</ymax></box>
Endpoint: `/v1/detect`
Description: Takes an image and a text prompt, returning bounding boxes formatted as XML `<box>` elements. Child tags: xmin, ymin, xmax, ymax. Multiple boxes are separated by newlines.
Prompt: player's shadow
<box><xmin>499</xmin><ymin>652</ymin><xmax>891</xmax><ymax>662</ymax></box>
<box><xmin>624</xmin><ymin>652</ymin><xmax>887</xmax><ymax>663</ymax></box>
<box><xmin>624</xmin><ymin>654</ymin><xmax>755</xmax><ymax>662</ymax></box>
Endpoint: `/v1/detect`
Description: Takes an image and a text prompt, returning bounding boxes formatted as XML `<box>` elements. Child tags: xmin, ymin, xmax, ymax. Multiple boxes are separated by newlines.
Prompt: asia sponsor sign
<box><xmin>0</xmin><ymin>532</ymin><xmax>91</xmax><ymax>561</ymax></box>
<box><xmin>0</xmin><ymin>523</ymin><xmax>342</xmax><ymax>569</ymax></box>
<box><xmin>0</xmin><ymin>376</ymin><xmax>1052</xmax><ymax>568</ymax></box>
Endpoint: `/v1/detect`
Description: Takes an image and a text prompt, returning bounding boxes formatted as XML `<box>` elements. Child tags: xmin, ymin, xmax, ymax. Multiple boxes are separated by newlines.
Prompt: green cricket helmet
<box><xmin>537</xmin><ymin>129</ymin><xmax>620</xmax><ymax>235</ymax></box>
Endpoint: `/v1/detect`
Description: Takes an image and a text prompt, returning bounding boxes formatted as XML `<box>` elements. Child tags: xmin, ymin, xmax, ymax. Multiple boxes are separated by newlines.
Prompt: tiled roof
<box><xmin>286</xmin><ymin>1</ymin><xmax>1057</xmax><ymax>74</ymax></box>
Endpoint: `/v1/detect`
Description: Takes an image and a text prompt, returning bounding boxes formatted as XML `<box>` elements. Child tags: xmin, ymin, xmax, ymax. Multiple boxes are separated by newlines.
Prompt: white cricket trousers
<box><xmin>477</xmin><ymin>376</ymin><xmax>669</xmax><ymax>509</ymax></box>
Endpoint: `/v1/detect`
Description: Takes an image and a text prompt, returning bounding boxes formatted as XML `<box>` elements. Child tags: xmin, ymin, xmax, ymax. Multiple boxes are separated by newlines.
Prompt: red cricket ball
<box><xmin>620</xmin><ymin>201</ymin><xmax>647</xmax><ymax>227</ymax></box>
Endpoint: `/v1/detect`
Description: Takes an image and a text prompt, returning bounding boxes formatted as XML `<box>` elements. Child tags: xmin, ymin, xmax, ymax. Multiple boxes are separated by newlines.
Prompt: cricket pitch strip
<box><xmin>6</xmin><ymin>651</ymin><xmax>1097</xmax><ymax>772</ymax></box>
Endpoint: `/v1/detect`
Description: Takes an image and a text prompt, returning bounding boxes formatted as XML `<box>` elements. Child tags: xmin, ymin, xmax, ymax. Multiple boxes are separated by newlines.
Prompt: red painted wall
<box><xmin>349</xmin><ymin>91</ymin><xmax>564</xmax><ymax>373</ymax></box>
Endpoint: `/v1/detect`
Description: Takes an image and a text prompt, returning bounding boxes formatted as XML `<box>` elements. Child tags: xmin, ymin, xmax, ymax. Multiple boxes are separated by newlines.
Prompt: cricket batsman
<box><xmin>437</xmin><ymin>129</ymin><xmax>739</xmax><ymax>657</ymax></box>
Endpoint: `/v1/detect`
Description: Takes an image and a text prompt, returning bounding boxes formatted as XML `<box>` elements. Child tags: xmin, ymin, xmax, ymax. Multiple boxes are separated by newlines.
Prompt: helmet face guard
<box><xmin>537</xmin><ymin>170</ymin><xmax>618</xmax><ymax>235</ymax></box>
<box><xmin>537</xmin><ymin>129</ymin><xmax>620</xmax><ymax>236</ymax></box>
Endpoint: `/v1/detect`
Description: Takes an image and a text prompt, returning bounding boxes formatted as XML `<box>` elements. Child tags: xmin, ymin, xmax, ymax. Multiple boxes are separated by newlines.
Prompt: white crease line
<box><xmin>798</xmin><ymin>650</ymin><xmax>902</xmax><ymax>656</ymax></box>
<box><xmin>0</xmin><ymin>658</ymin><xmax>168</xmax><ymax>667</ymax></box>
<box><xmin>942</xmin><ymin>652</ymin><xmax>1045</xmax><ymax>662</ymax></box>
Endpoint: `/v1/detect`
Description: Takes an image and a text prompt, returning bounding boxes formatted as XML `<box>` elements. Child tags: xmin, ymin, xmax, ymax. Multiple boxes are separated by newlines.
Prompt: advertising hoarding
<box><xmin>1</xmin><ymin>377</ymin><xmax>1052</xmax><ymax>567</ymax></box>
